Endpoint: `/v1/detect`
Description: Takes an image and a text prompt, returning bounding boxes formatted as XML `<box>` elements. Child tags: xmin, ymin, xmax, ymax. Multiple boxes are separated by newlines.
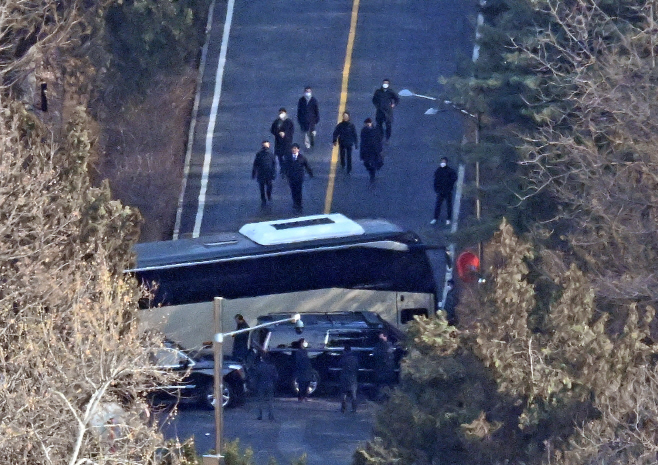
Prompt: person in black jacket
<box><xmin>339</xmin><ymin>344</ymin><xmax>359</xmax><ymax>413</ymax></box>
<box><xmin>332</xmin><ymin>111</ymin><xmax>359</xmax><ymax>173</ymax></box>
<box><xmin>232</xmin><ymin>314</ymin><xmax>250</xmax><ymax>361</ymax></box>
<box><xmin>372</xmin><ymin>78</ymin><xmax>399</xmax><ymax>141</ymax></box>
<box><xmin>372</xmin><ymin>332</ymin><xmax>395</xmax><ymax>401</ymax></box>
<box><xmin>431</xmin><ymin>157</ymin><xmax>458</xmax><ymax>226</ymax></box>
<box><xmin>251</xmin><ymin>141</ymin><xmax>277</xmax><ymax>207</ymax></box>
<box><xmin>294</xmin><ymin>338</ymin><xmax>314</xmax><ymax>401</ymax></box>
<box><xmin>270</xmin><ymin>108</ymin><xmax>294</xmax><ymax>176</ymax></box>
<box><xmin>359</xmin><ymin>118</ymin><xmax>383</xmax><ymax>182</ymax></box>
<box><xmin>254</xmin><ymin>353</ymin><xmax>279</xmax><ymax>421</ymax></box>
<box><xmin>287</xmin><ymin>143</ymin><xmax>314</xmax><ymax>211</ymax></box>
<box><xmin>297</xmin><ymin>86</ymin><xmax>320</xmax><ymax>149</ymax></box>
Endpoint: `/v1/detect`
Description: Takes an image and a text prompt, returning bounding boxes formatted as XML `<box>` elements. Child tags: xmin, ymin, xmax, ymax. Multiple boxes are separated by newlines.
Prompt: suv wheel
<box><xmin>198</xmin><ymin>381</ymin><xmax>234</xmax><ymax>409</ymax></box>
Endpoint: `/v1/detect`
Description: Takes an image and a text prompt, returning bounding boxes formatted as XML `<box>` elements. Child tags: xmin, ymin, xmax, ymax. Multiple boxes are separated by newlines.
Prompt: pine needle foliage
<box><xmin>355</xmin><ymin>220</ymin><xmax>658</xmax><ymax>464</ymax></box>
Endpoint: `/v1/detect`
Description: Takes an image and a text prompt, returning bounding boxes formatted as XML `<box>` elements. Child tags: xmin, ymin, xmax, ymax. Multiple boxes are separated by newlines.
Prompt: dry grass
<box><xmin>95</xmin><ymin>68</ymin><xmax>196</xmax><ymax>242</ymax></box>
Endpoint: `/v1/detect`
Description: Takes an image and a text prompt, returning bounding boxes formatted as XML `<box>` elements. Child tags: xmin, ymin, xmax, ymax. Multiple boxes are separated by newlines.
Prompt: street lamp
<box><xmin>203</xmin><ymin>298</ymin><xmax>302</xmax><ymax>465</ymax></box>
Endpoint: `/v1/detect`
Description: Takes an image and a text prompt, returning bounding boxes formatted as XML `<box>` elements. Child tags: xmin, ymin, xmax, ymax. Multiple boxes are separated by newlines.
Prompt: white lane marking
<box><xmin>173</xmin><ymin>0</ymin><xmax>217</xmax><ymax>240</ymax></box>
<box><xmin>192</xmin><ymin>0</ymin><xmax>236</xmax><ymax>238</ymax></box>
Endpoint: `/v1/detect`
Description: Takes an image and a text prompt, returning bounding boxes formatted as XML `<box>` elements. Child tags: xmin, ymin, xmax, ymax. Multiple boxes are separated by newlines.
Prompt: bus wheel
<box><xmin>293</xmin><ymin>370</ymin><xmax>320</xmax><ymax>396</ymax></box>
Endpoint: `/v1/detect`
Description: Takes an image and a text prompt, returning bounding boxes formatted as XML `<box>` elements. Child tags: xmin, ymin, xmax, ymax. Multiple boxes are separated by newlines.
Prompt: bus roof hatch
<box><xmin>239</xmin><ymin>213</ymin><xmax>366</xmax><ymax>245</ymax></box>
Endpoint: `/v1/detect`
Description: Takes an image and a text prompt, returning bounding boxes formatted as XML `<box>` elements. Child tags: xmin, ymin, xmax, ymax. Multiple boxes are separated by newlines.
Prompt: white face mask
<box><xmin>279</xmin><ymin>113</ymin><xmax>286</xmax><ymax>119</ymax></box>
<box><xmin>440</xmin><ymin>162</ymin><xmax>447</xmax><ymax>168</ymax></box>
<box><xmin>302</xmin><ymin>340</ymin><xmax>308</xmax><ymax>348</ymax></box>
<box><xmin>305</xmin><ymin>92</ymin><xmax>312</xmax><ymax>98</ymax></box>
<box><xmin>382</xmin><ymin>83</ymin><xmax>389</xmax><ymax>89</ymax></box>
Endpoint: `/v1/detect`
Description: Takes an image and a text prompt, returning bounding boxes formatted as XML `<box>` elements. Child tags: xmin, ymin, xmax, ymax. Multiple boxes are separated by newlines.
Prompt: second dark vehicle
<box><xmin>247</xmin><ymin>311</ymin><xmax>405</xmax><ymax>396</ymax></box>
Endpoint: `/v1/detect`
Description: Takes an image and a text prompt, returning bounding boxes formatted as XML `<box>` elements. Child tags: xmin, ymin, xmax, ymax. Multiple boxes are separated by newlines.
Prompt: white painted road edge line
<box><xmin>173</xmin><ymin>0</ymin><xmax>217</xmax><ymax>240</ymax></box>
<box><xmin>192</xmin><ymin>0</ymin><xmax>236</xmax><ymax>238</ymax></box>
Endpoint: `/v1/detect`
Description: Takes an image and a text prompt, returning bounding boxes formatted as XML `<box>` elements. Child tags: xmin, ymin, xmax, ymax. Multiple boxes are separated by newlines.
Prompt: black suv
<box><xmin>247</xmin><ymin>311</ymin><xmax>404</xmax><ymax>395</ymax></box>
<box><xmin>150</xmin><ymin>341</ymin><xmax>247</xmax><ymax>409</ymax></box>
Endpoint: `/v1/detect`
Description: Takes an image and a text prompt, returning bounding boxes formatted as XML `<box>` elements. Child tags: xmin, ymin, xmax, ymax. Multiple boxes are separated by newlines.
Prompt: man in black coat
<box><xmin>373</xmin><ymin>332</ymin><xmax>395</xmax><ymax>401</ymax></box>
<box><xmin>287</xmin><ymin>143</ymin><xmax>314</xmax><ymax>211</ymax></box>
<box><xmin>339</xmin><ymin>344</ymin><xmax>359</xmax><ymax>413</ymax></box>
<box><xmin>294</xmin><ymin>338</ymin><xmax>314</xmax><ymax>401</ymax></box>
<box><xmin>231</xmin><ymin>314</ymin><xmax>250</xmax><ymax>361</ymax></box>
<box><xmin>254</xmin><ymin>353</ymin><xmax>279</xmax><ymax>421</ymax></box>
<box><xmin>332</xmin><ymin>111</ymin><xmax>359</xmax><ymax>173</ymax></box>
<box><xmin>431</xmin><ymin>157</ymin><xmax>458</xmax><ymax>226</ymax></box>
<box><xmin>359</xmin><ymin>118</ymin><xmax>383</xmax><ymax>182</ymax></box>
<box><xmin>297</xmin><ymin>86</ymin><xmax>320</xmax><ymax>149</ymax></box>
<box><xmin>270</xmin><ymin>108</ymin><xmax>294</xmax><ymax>176</ymax></box>
<box><xmin>372</xmin><ymin>78</ymin><xmax>399</xmax><ymax>141</ymax></box>
<box><xmin>251</xmin><ymin>141</ymin><xmax>277</xmax><ymax>207</ymax></box>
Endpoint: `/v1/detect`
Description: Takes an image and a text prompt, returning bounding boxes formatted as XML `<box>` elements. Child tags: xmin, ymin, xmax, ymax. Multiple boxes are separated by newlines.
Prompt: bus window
<box><xmin>400</xmin><ymin>308</ymin><xmax>429</xmax><ymax>324</ymax></box>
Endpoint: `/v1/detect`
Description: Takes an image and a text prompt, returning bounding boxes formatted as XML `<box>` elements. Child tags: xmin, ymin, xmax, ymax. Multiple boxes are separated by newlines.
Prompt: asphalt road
<box><xmin>159</xmin><ymin>396</ymin><xmax>377</xmax><ymax>465</ymax></box>
<box><xmin>175</xmin><ymin>0</ymin><xmax>473</xmax><ymax>244</ymax></box>
<box><xmin>169</xmin><ymin>0</ymin><xmax>474</xmax><ymax>462</ymax></box>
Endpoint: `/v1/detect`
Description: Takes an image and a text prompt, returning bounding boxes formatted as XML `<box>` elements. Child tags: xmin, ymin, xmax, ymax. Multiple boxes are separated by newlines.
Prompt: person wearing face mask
<box><xmin>359</xmin><ymin>118</ymin><xmax>383</xmax><ymax>183</ymax></box>
<box><xmin>287</xmin><ymin>143</ymin><xmax>314</xmax><ymax>211</ymax></box>
<box><xmin>297</xmin><ymin>86</ymin><xmax>320</xmax><ymax>150</ymax></box>
<box><xmin>371</xmin><ymin>78</ymin><xmax>399</xmax><ymax>142</ymax></box>
<box><xmin>431</xmin><ymin>157</ymin><xmax>458</xmax><ymax>226</ymax></box>
<box><xmin>270</xmin><ymin>108</ymin><xmax>295</xmax><ymax>176</ymax></box>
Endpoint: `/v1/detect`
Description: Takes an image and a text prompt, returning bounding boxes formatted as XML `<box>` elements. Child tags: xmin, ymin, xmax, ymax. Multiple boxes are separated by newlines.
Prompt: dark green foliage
<box><xmin>99</xmin><ymin>0</ymin><xmax>210</xmax><ymax>97</ymax></box>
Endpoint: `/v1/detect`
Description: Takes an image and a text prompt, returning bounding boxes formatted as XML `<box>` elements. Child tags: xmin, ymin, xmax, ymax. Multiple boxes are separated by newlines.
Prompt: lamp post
<box><xmin>203</xmin><ymin>298</ymin><xmax>302</xmax><ymax>465</ymax></box>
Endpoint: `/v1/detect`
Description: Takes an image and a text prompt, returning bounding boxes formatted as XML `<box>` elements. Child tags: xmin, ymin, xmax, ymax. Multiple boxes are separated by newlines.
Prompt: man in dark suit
<box><xmin>372</xmin><ymin>78</ymin><xmax>399</xmax><ymax>141</ymax></box>
<box><xmin>251</xmin><ymin>141</ymin><xmax>277</xmax><ymax>207</ymax></box>
<box><xmin>297</xmin><ymin>86</ymin><xmax>320</xmax><ymax>149</ymax></box>
<box><xmin>287</xmin><ymin>143</ymin><xmax>313</xmax><ymax>211</ymax></box>
<box><xmin>332</xmin><ymin>111</ymin><xmax>359</xmax><ymax>173</ymax></box>
<box><xmin>339</xmin><ymin>344</ymin><xmax>359</xmax><ymax>413</ymax></box>
<box><xmin>270</xmin><ymin>108</ymin><xmax>294</xmax><ymax>176</ymax></box>
<box><xmin>359</xmin><ymin>118</ymin><xmax>383</xmax><ymax>182</ymax></box>
<box><xmin>431</xmin><ymin>157</ymin><xmax>458</xmax><ymax>226</ymax></box>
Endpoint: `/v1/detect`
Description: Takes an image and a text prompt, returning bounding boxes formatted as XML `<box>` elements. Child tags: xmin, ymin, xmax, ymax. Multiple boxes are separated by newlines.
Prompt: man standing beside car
<box><xmin>339</xmin><ymin>344</ymin><xmax>359</xmax><ymax>413</ymax></box>
<box><xmin>232</xmin><ymin>314</ymin><xmax>250</xmax><ymax>362</ymax></box>
<box><xmin>294</xmin><ymin>338</ymin><xmax>314</xmax><ymax>402</ymax></box>
<box><xmin>373</xmin><ymin>332</ymin><xmax>395</xmax><ymax>400</ymax></box>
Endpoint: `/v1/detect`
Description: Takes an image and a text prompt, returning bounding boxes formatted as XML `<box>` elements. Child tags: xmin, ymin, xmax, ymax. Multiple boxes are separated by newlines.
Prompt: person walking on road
<box><xmin>372</xmin><ymin>78</ymin><xmax>399</xmax><ymax>142</ymax></box>
<box><xmin>431</xmin><ymin>157</ymin><xmax>458</xmax><ymax>226</ymax></box>
<box><xmin>254</xmin><ymin>353</ymin><xmax>278</xmax><ymax>421</ymax></box>
<box><xmin>287</xmin><ymin>143</ymin><xmax>314</xmax><ymax>211</ymax></box>
<box><xmin>359</xmin><ymin>118</ymin><xmax>383</xmax><ymax>182</ymax></box>
<box><xmin>294</xmin><ymin>338</ymin><xmax>314</xmax><ymax>402</ymax></box>
<box><xmin>297</xmin><ymin>86</ymin><xmax>320</xmax><ymax>150</ymax></box>
<box><xmin>373</xmin><ymin>332</ymin><xmax>395</xmax><ymax>401</ymax></box>
<box><xmin>251</xmin><ymin>141</ymin><xmax>277</xmax><ymax>207</ymax></box>
<box><xmin>270</xmin><ymin>108</ymin><xmax>294</xmax><ymax>176</ymax></box>
<box><xmin>332</xmin><ymin>111</ymin><xmax>358</xmax><ymax>173</ymax></box>
<box><xmin>339</xmin><ymin>344</ymin><xmax>359</xmax><ymax>413</ymax></box>
<box><xmin>232</xmin><ymin>314</ymin><xmax>250</xmax><ymax>362</ymax></box>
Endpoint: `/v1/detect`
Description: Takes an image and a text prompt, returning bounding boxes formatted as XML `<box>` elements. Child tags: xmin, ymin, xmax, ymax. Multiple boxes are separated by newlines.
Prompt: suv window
<box><xmin>325</xmin><ymin>329</ymin><xmax>379</xmax><ymax>348</ymax></box>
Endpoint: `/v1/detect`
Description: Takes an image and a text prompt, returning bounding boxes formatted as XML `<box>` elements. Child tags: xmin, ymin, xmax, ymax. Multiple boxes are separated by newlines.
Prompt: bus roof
<box><xmin>129</xmin><ymin>215</ymin><xmax>414</xmax><ymax>272</ymax></box>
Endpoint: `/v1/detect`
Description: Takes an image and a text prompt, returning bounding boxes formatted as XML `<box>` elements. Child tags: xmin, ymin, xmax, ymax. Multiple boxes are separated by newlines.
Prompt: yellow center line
<box><xmin>324</xmin><ymin>0</ymin><xmax>361</xmax><ymax>214</ymax></box>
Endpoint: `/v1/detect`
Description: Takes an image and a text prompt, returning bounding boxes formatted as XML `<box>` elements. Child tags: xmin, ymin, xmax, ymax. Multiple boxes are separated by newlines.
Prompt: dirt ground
<box><xmin>95</xmin><ymin>69</ymin><xmax>196</xmax><ymax>242</ymax></box>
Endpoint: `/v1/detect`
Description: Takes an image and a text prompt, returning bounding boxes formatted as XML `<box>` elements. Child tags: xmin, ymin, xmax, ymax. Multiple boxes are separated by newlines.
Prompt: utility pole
<box><xmin>203</xmin><ymin>304</ymin><xmax>303</xmax><ymax>465</ymax></box>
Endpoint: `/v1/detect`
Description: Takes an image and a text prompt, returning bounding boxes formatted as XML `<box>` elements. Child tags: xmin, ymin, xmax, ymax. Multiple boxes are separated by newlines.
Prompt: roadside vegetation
<box><xmin>355</xmin><ymin>0</ymin><xmax>658</xmax><ymax>463</ymax></box>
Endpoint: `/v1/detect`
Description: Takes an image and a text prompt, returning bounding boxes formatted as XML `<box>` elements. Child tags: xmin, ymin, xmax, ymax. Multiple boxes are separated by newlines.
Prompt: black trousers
<box><xmin>258</xmin><ymin>180</ymin><xmax>272</xmax><ymax>203</ymax></box>
<box><xmin>375</xmin><ymin>110</ymin><xmax>393</xmax><ymax>140</ymax></box>
<box><xmin>257</xmin><ymin>386</ymin><xmax>274</xmax><ymax>419</ymax></box>
<box><xmin>434</xmin><ymin>191</ymin><xmax>454</xmax><ymax>220</ymax></box>
<box><xmin>339</xmin><ymin>144</ymin><xmax>353</xmax><ymax>172</ymax></box>
<box><xmin>289</xmin><ymin>180</ymin><xmax>304</xmax><ymax>210</ymax></box>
